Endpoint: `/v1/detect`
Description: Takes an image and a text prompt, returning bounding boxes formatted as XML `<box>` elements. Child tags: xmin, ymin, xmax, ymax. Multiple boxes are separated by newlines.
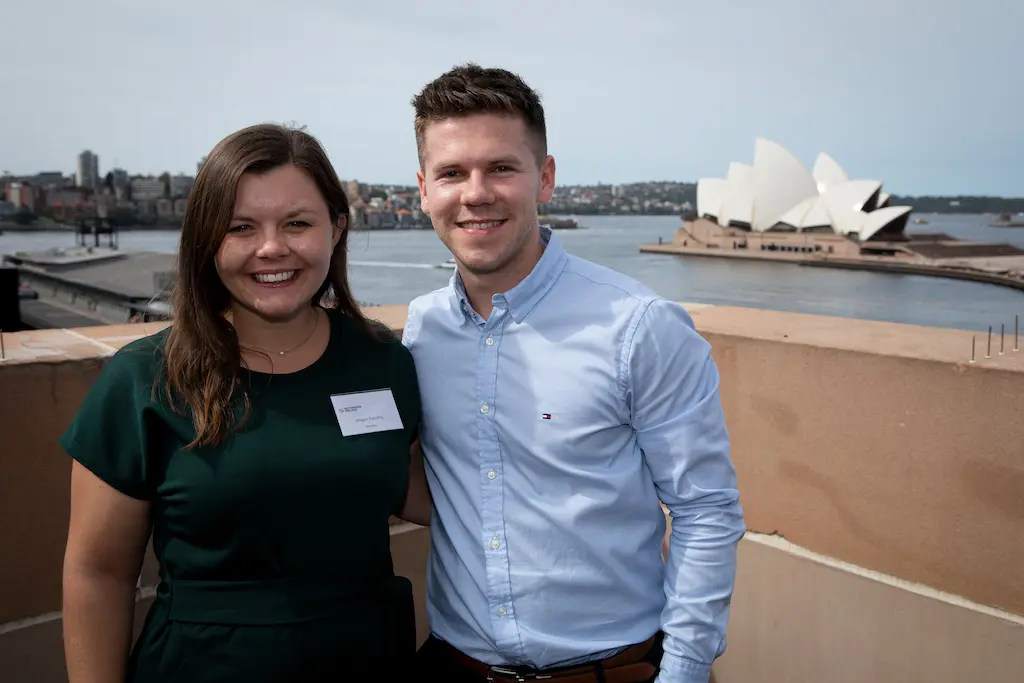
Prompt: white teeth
<box><xmin>254</xmin><ymin>271</ymin><xmax>295</xmax><ymax>283</ymax></box>
<box><xmin>462</xmin><ymin>220</ymin><xmax>503</xmax><ymax>229</ymax></box>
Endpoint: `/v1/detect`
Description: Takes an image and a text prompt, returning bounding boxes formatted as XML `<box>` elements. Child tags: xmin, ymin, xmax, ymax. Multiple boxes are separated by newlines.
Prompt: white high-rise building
<box><xmin>76</xmin><ymin>150</ymin><xmax>99</xmax><ymax>189</ymax></box>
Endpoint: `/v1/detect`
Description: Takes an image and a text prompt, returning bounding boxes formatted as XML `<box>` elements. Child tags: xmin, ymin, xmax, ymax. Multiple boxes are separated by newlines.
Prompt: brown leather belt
<box><xmin>436</xmin><ymin>635</ymin><xmax>659</xmax><ymax>683</ymax></box>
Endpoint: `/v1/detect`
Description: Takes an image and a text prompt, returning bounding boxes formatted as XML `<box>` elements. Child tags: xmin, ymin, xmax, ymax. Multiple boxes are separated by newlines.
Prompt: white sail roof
<box><xmin>860</xmin><ymin>206</ymin><xmax>913</xmax><ymax>241</ymax></box>
<box><xmin>695</xmin><ymin>139</ymin><xmax>912</xmax><ymax>241</ymax></box>
<box><xmin>696</xmin><ymin>178</ymin><xmax>729</xmax><ymax>221</ymax></box>
<box><xmin>752</xmin><ymin>139</ymin><xmax>819</xmax><ymax>232</ymax></box>
<box><xmin>812</xmin><ymin>152</ymin><xmax>849</xmax><ymax>192</ymax></box>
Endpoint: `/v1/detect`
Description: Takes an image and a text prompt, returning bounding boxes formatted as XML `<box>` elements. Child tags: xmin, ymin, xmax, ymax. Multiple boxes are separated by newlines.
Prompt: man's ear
<box><xmin>417</xmin><ymin>170</ymin><xmax>430</xmax><ymax>215</ymax></box>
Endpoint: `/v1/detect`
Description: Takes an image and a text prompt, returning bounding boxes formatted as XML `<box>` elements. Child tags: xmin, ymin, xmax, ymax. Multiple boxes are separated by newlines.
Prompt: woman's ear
<box><xmin>333</xmin><ymin>214</ymin><xmax>347</xmax><ymax>247</ymax></box>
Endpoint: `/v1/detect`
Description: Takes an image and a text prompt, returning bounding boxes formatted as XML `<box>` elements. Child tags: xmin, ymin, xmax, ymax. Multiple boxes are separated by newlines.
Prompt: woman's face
<box><xmin>214</xmin><ymin>164</ymin><xmax>341</xmax><ymax>323</ymax></box>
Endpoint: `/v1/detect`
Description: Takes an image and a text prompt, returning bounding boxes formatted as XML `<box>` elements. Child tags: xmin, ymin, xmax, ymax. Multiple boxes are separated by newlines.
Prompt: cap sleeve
<box><xmin>390</xmin><ymin>341</ymin><xmax>422</xmax><ymax>445</ymax></box>
<box><xmin>58</xmin><ymin>338</ymin><xmax>164</xmax><ymax>500</ymax></box>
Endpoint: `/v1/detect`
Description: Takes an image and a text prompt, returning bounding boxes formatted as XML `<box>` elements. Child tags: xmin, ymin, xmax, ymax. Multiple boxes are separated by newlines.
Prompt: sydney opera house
<box><xmin>696</xmin><ymin>139</ymin><xmax>914</xmax><ymax>242</ymax></box>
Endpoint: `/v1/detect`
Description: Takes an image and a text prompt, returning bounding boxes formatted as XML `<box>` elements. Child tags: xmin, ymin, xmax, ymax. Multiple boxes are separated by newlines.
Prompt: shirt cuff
<box><xmin>655</xmin><ymin>651</ymin><xmax>713</xmax><ymax>683</ymax></box>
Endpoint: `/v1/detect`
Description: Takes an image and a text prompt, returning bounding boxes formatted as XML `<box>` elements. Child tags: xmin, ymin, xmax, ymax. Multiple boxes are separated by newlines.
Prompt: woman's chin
<box><xmin>232</xmin><ymin>298</ymin><xmax>314</xmax><ymax>323</ymax></box>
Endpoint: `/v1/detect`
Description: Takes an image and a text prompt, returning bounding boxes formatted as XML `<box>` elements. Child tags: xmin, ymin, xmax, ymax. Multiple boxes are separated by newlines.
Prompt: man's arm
<box><xmin>624</xmin><ymin>299</ymin><xmax>746</xmax><ymax>683</ymax></box>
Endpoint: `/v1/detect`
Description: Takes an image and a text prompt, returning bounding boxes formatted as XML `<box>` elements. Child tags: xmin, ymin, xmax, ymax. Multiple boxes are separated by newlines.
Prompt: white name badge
<box><xmin>330</xmin><ymin>389</ymin><xmax>404</xmax><ymax>437</ymax></box>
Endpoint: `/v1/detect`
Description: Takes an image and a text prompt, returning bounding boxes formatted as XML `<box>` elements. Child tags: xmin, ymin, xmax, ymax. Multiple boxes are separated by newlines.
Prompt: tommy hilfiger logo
<box><xmin>542</xmin><ymin>413</ymin><xmax>552</xmax><ymax>420</ymax></box>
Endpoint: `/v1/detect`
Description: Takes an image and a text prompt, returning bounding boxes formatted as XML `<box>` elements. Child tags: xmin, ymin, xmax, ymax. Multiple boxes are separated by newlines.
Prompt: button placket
<box><xmin>474</xmin><ymin>314</ymin><xmax>519</xmax><ymax>650</ymax></box>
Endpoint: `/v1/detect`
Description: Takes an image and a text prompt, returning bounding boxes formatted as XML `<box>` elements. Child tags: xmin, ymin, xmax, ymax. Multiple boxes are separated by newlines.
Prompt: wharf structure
<box><xmin>1</xmin><ymin>303</ymin><xmax>1023</xmax><ymax>682</ymax></box>
<box><xmin>1</xmin><ymin>223</ymin><xmax>174</xmax><ymax>330</ymax></box>
<box><xmin>640</xmin><ymin>139</ymin><xmax>1024</xmax><ymax>291</ymax></box>
<box><xmin>1</xmin><ymin>246</ymin><xmax>174</xmax><ymax>329</ymax></box>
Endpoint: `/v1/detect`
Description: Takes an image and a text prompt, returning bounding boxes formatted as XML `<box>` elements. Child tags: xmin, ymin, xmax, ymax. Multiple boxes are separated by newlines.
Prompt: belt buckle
<box><xmin>487</xmin><ymin>665</ymin><xmax>552</xmax><ymax>682</ymax></box>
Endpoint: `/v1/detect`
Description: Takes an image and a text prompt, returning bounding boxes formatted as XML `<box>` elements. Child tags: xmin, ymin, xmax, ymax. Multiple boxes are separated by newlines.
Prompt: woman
<box><xmin>60</xmin><ymin>123</ymin><xmax>431</xmax><ymax>682</ymax></box>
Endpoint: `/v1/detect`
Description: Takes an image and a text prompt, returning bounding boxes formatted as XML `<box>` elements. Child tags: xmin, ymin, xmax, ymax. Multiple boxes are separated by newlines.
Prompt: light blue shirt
<box><xmin>402</xmin><ymin>227</ymin><xmax>745</xmax><ymax>683</ymax></box>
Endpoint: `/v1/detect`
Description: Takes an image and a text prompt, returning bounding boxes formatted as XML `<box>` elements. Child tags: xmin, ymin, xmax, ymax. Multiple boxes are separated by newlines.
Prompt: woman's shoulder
<box><xmin>327</xmin><ymin>308</ymin><xmax>414</xmax><ymax>369</ymax></box>
<box><xmin>328</xmin><ymin>308</ymin><xmax>403</xmax><ymax>348</ymax></box>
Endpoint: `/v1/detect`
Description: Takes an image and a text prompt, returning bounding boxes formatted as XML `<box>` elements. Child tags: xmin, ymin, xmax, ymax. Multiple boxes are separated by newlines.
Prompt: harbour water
<box><xmin>2</xmin><ymin>214</ymin><xmax>1021</xmax><ymax>333</ymax></box>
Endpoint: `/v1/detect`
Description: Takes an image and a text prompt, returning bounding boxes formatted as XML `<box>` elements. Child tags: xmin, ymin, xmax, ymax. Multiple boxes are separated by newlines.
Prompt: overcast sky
<box><xmin>1</xmin><ymin>0</ymin><xmax>1020</xmax><ymax>195</ymax></box>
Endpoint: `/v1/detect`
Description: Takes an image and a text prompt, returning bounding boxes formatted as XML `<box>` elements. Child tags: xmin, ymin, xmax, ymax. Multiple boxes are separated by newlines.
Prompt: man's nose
<box><xmin>461</xmin><ymin>171</ymin><xmax>495</xmax><ymax>206</ymax></box>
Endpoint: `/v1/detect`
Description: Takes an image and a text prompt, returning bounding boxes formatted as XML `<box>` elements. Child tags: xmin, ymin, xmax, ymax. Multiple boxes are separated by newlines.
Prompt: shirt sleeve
<box><xmin>390</xmin><ymin>341</ymin><xmax>422</xmax><ymax>445</ymax></box>
<box><xmin>58</xmin><ymin>345</ymin><xmax>160</xmax><ymax>501</ymax></box>
<box><xmin>623</xmin><ymin>299</ymin><xmax>746</xmax><ymax>683</ymax></box>
<box><xmin>400</xmin><ymin>297</ymin><xmax>422</xmax><ymax>350</ymax></box>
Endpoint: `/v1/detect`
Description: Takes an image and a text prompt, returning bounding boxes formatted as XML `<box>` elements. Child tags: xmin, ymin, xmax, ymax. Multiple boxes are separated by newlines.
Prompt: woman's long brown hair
<box><xmin>163</xmin><ymin>123</ymin><xmax>376</xmax><ymax>449</ymax></box>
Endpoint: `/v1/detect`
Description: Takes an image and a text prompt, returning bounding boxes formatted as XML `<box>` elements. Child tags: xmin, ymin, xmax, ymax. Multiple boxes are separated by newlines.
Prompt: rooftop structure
<box><xmin>697</xmin><ymin>139</ymin><xmax>914</xmax><ymax>241</ymax></box>
<box><xmin>2</xmin><ymin>246</ymin><xmax>174</xmax><ymax>328</ymax></box>
<box><xmin>1</xmin><ymin>304</ymin><xmax>1023</xmax><ymax>683</ymax></box>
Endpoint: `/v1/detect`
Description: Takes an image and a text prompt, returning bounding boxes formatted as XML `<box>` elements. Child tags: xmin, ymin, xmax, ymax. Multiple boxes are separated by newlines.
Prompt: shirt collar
<box><xmin>447</xmin><ymin>225</ymin><xmax>568</xmax><ymax>325</ymax></box>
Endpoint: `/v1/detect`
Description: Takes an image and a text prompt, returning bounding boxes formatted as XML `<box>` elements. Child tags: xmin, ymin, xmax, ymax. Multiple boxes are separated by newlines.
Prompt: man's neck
<box><xmin>461</xmin><ymin>234</ymin><xmax>546</xmax><ymax>320</ymax></box>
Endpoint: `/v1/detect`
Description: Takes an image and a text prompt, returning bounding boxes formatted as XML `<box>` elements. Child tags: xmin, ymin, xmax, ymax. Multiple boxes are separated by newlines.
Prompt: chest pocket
<box><xmin>496</xmin><ymin>348</ymin><xmax>627</xmax><ymax>466</ymax></box>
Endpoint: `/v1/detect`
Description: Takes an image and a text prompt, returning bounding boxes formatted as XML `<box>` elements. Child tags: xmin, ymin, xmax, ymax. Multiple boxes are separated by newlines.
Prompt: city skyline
<box><xmin>1</xmin><ymin>1</ymin><xmax>1021</xmax><ymax>196</ymax></box>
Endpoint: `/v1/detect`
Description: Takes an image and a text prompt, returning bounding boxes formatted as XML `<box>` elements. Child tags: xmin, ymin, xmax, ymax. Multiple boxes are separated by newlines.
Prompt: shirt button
<box><xmin>497</xmin><ymin>606</ymin><xmax>507</xmax><ymax>617</ymax></box>
<box><xmin>491</xmin><ymin>538</ymin><xmax>501</xmax><ymax>549</ymax></box>
<box><xmin>487</xmin><ymin>470</ymin><xmax>496</xmax><ymax>480</ymax></box>
<box><xmin>485</xmin><ymin>337</ymin><xmax>494</xmax><ymax>346</ymax></box>
<box><xmin>480</xmin><ymin>404</ymin><xmax>489</xmax><ymax>414</ymax></box>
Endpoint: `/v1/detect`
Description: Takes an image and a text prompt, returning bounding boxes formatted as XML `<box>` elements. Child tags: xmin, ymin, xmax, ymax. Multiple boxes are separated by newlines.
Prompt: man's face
<box><xmin>416</xmin><ymin>113</ymin><xmax>555</xmax><ymax>279</ymax></box>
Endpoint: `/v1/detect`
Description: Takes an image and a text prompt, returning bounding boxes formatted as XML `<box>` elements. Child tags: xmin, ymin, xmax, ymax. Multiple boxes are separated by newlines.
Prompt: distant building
<box><xmin>76</xmin><ymin>150</ymin><xmax>99</xmax><ymax>189</ymax></box>
<box><xmin>156</xmin><ymin>198</ymin><xmax>175</xmax><ymax>219</ymax></box>
<box><xmin>169</xmin><ymin>174</ymin><xmax>194</xmax><ymax>199</ymax></box>
<box><xmin>32</xmin><ymin>172</ymin><xmax>67</xmax><ymax>189</ymax></box>
<box><xmin>46</xmin><ymin>188</ymin><xmax>93</xmax><ymax>221</ymax></box>
<box><xmin>48</xmin><ymin>189</ymin><xmax>87</xmax><ymax>205</ymax></box>
<box><xmin>111</xmin><ymin>168</ymin><xmax>129</xmax><ymax>189</ymax></box>
<box><xmin>697</xmin><ymin>138</ymin><xmax>913</xmax><ymax>241</ymax></box>
<box><xmin>5</xmin><ymin>182</ymin><xmax>38</xmax><ymax>212</ymax></box>
<box><xmin>131</xmin><ymin>177</ymin><xmax>166</xmax><ymax>201</ymax></box>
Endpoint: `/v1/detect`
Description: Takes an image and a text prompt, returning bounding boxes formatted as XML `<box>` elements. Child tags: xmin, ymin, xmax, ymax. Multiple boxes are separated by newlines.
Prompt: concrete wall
<box><xmin>1</xmin><ymin>304</ymin><xmax>1022</xmax><ymax>682</ymax></box>
<box><xmin>695</xmin><ymin>305</ymin><xmax>1024</xmax><ymax>617</ymax></box>
<box><xmin>713</xmin><ymin>534</ymin><xmax>1024</xmax><ymax>683</ymax></box>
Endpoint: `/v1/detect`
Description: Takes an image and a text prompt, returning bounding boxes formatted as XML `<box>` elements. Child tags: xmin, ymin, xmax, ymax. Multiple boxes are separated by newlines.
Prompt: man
<box><xmin>401</xmin><ymin>63</ymin><xmax>745</xmax><ymax>683</ymax></box>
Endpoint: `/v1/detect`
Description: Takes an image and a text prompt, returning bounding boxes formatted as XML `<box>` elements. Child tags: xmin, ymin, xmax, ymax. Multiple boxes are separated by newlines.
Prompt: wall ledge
<box><xmin>2</xmin><ymin>303</ymin><xmax>1021</xmax><ymax>372</ymax></box>
<box><xmin>744</xmin><ymin>532</ymin><xmax>1024</xmax><ymax>625</ymax></box>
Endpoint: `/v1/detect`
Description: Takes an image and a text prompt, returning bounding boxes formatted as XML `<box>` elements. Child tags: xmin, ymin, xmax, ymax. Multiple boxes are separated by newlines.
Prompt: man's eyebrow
<box><xmin>432</xmin><ymin>162</ymin><xmax>461</xmax><ymax>174</ymax></box>
<box><xmin>432</xmin><ymin>157</ymin><xmax>522</xmax><ymax>173</ymax></box>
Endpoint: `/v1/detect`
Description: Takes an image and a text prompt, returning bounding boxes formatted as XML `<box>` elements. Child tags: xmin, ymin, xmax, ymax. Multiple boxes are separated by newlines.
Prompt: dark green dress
<box><xmin>59</xmin><ymin>308</ymin><xmax>421</xmax><ymax>682</ymax></box>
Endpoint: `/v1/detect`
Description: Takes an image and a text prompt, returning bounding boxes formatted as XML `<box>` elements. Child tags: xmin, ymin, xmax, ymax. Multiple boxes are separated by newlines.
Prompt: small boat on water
<box><xmin>539</xmin><ymin>215</ymin><xmax>580</xmax><ymax>230</ymax></box>
<box><xmin>991</xmin><ymin>213</ymin><xmax>1024</xmax><ymax>228</ymax></box>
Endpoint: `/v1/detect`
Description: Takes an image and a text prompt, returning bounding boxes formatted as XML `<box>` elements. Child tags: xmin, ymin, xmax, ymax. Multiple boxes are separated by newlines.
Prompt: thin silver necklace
<box><xmin>239</xmin><ymin>309</ymin><xmax>320</xmax><ymax>357</ymax></box>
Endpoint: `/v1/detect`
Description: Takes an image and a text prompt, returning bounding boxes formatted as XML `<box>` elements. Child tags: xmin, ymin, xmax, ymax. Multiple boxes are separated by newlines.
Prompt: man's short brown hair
<box><xmin>411</xmin><ymin>63</ymin><xmax>547</xmax><ymax>166</ymax></box>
